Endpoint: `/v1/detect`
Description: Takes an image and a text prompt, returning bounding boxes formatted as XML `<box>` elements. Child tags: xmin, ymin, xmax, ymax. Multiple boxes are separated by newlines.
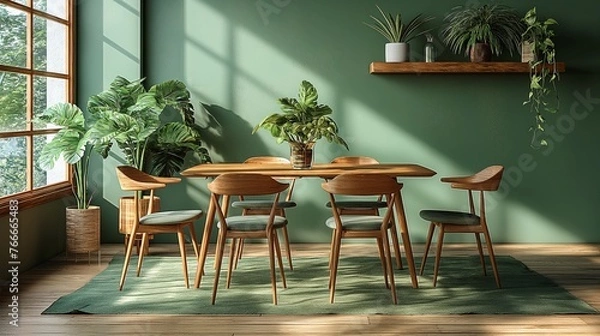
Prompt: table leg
<box><xmin>394</xmin><ymin>190</ymin><xmax>419</xmax><ymax>288</ymax></box>
<box><xmin>194</xmin><ymin>196</ymin><xmax>216</xmax><ymax>288</ymax></box>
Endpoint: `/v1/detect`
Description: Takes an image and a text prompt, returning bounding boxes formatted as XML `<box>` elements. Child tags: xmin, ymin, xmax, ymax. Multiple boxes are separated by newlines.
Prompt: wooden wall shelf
<box><xmin>369</xmin><ymin>62</ymin><xmax>566</xmax><ymax>74</ymax></box>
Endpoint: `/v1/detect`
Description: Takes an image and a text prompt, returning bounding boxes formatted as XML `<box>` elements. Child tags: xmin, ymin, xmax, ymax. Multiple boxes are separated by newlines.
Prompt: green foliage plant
<box><xmin>88</xmin><ymin>76</ymin><xmax>211</xmax><ymax>176</ymax></box>
<box><xmin>522</xmin><ymin>7</ymin><xmax>559</xmax><ymax>147</ymax></box>
<box><xmin>38</xmin><ymin>103</ymin><xmax>93</xmax><ymax>209</ymax></box>
<box><xmin>441</xmin><ymin>4</ymin><xmax>525</xmax><ymax>57</ymax></box>
<box><xmin>364</xmin><ymin>5</ymin><xmax>434</xmax><ymax>43</ymax></box>
<box><xmin>253</xmin><ymin>80</ymin><xmax>349</xmax><ymax>150</ymax></box>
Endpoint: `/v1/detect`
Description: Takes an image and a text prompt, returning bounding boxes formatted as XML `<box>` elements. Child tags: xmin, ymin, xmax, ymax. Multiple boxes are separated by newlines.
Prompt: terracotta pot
<box><xmin>469</xmin><ymin>43</ymin><xmax>492</xmax><ymax>62</ymax></box>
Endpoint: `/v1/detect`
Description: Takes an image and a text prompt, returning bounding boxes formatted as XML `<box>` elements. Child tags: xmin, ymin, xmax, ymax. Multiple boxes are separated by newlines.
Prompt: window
<box><xmin>0</xmin><ymin>0</ymin><xmax>74</xmax><ymax>214</ymax></box>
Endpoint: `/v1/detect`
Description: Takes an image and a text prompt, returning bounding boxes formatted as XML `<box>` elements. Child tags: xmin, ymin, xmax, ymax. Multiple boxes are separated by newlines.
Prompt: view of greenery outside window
<box><xmin>0</xmin><ymin>0</ymin><xmax>74</xmax><ymax>214</ymax></box>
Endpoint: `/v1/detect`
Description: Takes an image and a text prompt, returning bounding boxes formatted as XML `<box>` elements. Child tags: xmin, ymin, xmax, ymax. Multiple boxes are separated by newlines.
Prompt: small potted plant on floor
<box><xmin>441</xmin><ymin>4</ymin><xmax>525</xmax><ymax>62</ymax></box>
<box><xmin>38</xmin><ymin>103</ymin><xmax>100</xmax><ymax>258</ymax></box>
<box><xmin>253</xmin><ymin>80</ymin><xmax>348</xmax><ymax>169</ymax></box>
<box><xmin>364</xmin><ymin>5</ymin><xmax>434</xmax><ymax>62</ymax></box>
<box><xmin>521</xmin><ymin>7</ymin><xmax>560</xmax><ymax>147</ymax></box>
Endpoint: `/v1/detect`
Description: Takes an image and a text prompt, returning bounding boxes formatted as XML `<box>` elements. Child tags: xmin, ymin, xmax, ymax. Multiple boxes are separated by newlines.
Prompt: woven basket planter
<box><xmin>118</xmin><ymin>196</ymin><xmax>161</xmax><ymax>235</ymax></box>
<box><xmin>65</xmin><ymin>205</ymin><xmax>101</xmax><ymax>254</ymax></box>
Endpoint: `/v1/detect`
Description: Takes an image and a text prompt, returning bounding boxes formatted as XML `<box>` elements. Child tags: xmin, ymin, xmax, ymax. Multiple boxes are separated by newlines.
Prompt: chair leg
<box><xmin>419</xmin><ymin>223</ymin><xmax>436</xmax><ymax>276</ymax></box>
<box><xmin>119</xmin><ymin>228</ymin><xmax>138</xmax><ymax>290</ymax></box>
<box><xmin>136</xmin><ymin>233</ymin><xmax>149</xmax><ymax>277</ymax></box>
<box><xmin>211</xmin><ymin>228</ymin><xmax>228</xmax><ymax>305</ymax></box>
<box><xmin>389</xmin><ymin>222</ymin><xmax>403</xmax><ymax>269</ymax></box>
<box><xmin>432</xmin><ymin>226</ymin><xmax>445</xmax><ymax>288</ymax></box>
<box><xmin>267</xmin><ymin>230</ymin><xmax>278</xmax><ymax>305</ymax></box>
<box><xmin>483</xmin><ymin>230</ymin><xmax>501</xmax><ymax>288</ymax></box>
<box><xmin>236</xmin><ymin>238</ymin><xmax>245</xmax><ymax>267</ymax></box>
<box><xmin>381</xmin><ymin>231</ymin><xmax>398</xmax><ymax>304</ymax></box>
<box><xmin>177</xmin><ymin>230</ymin><xmax>189</xmax><ymax>288</ymax></box>
<box><xmin>187</xmin><ymin>223</ymin><xmax>200</xmax><ymax>258</ymax></box>
<box><xmin>280</xmin><ymin>226</ymin><xmax>294</xmax><ymax>270</ymax></box>
<box><xmin>329</xmin><ymin>229</ymin><xmax>343</xmax><ymax>304</ymax></box>
<box><xmin>375</xmin><ymin>237</ymin><xmax>389</xmax><ymax>289</ymax></box>
<box><xmin>475</xmin><ymin>233</ymin><xmax>487</xmax><ymax>276</ymax></box>
<box><xmin>273</xmin><ymin>232</ymin><xmax>287</xmax><ymax>288</ymax></box>
<box><xmin>226</xmin><ymin>238</ymin><xmax>237</xmax><ymax>289</ymax></box>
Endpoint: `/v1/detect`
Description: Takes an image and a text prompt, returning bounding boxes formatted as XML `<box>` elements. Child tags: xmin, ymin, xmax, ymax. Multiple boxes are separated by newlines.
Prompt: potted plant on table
<box><xmin>441</xmin><ymin>4</ymin><xmax>525</xmax><ymax>62</ymax></box>
<box><xmin>521</xmin><ymin>7</ymin><xmax>560</xmax><ymax>148</ymax></box>
<box><xmin>364</xmin><ymin>5</ymin><xmax>434</xmax><ymax>62</ymax></box>
<box><xmin>38</xmin><ymin>103</ymin><xmax>100</xmax><ymax>258</ymax></box>
<box><xmin>253</xmin><ymin>80</ymin><xmax>348</xmax><ymax>169</ymax></box>
<box><xmin>88</xmin><ymin>76</ymin><xmax>212</xmax><ymax>245</ymax></box>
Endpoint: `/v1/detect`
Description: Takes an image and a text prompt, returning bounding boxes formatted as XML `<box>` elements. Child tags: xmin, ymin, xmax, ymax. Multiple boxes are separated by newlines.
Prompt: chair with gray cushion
<box><xmin>418</xmin><ymin>165</ymin><xmax>505</xmax><ymax>288</ymax></box>
<box><xmin>230</xmin><ymin>156</ymin><xmax>297</xmax><ymax>270</ymax></box>
<box><xmin>115</xmin><ymin>166</ymin><xmax>202</xmax><ymax>290</ymax></box>
<box><xmin>326</xmin><ymin>156</ymin><xmax>402</xmax><ymax>269</ymax></box>
<box><xmin>209</xmin><ymin>173</ymin><xmax>290</xmax><ymax>305</ymax></box>
<box><xmin>321</xmin><ymin>173</ymin><xmax>403</xmax><ymax>304</ymax></box>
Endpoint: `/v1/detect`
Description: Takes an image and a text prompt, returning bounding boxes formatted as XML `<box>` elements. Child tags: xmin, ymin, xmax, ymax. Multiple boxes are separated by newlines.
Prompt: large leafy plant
<box><xmin>522</xmin><ymin>7</ymin><xmax>559</xmax><ymax>147</ymax></box>
<box><xmin>38</xmin><ymin>103</ymin><xmax>93</xmax><ymax>209</ymax></box>
<box><xmin>253</xmin><ymin>80</ymin><xmax>348</xmax><ymax>150</ymax></box>
<box><xmin>364</xmin><ymin>5</ymin><xmax>434</xmax><ymax>43</ymax></box>
<box><xmin>88</xmin><ymin>76</ymin><xmax>211</xmax><ymax>176</ymax></box>
<box><xmin>441</xmin><ymin>4</ymin><xmax>525</xmax><ymax>57</ymax></box>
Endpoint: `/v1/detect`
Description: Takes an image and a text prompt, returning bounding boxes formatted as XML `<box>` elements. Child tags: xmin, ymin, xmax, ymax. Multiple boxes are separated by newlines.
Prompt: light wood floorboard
<box><xmin>1</xmin><ymin>243</ymin><xmax>599</xmax><ymax>335</ymax></box>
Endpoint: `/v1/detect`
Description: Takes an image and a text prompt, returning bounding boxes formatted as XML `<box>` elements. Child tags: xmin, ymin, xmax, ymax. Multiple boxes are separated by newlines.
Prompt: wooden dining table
<box><xmin>181</xmin><ymin>162</ymin><xmax>436</xmax><ymax>289</ymax></box>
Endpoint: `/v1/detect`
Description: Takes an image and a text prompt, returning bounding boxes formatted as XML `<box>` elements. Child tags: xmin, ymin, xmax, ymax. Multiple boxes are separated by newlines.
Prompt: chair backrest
<box><xmin>208</xmin><ymin>173</ymin><xmax>289</xmax><ymax>197</ymax></box>
<box><xmin>243</xmin><ymin>156</ymin><xmax>296</xmax><ymax>201</ymax></box>
<box><xmin>441</xmin><ymin>165</ymin><xmax>504</xmax><ymax>191</ymax></box>
<box><xmin>330</xmin><ymin>156</ymin><xmax>379</xmax><ymax>165</ymax></box>
<box><xmin>116</xmin><ymin>166</ymin><xmax>180</xmax><ymax>192</ymax></box>
<box><xmin>322</xmin><ymin>173</ymin><xmax>401</xmax><ymax>196</ymax></box>
<box><xmin>321</xmin><ymin>173</ymin><xmax>403</xmax><ymax>230</ymax></box>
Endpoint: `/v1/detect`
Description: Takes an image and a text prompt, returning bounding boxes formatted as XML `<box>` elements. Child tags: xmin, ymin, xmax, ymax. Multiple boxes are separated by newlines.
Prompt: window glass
<box><xmin>0</xmin><ymin>137</ymin><xmax>27</xmax><ymax>197</ymax></box>
<box><xmin>0</xmin><ymin>72</ymin><xmax>28</xmax><ymax>132</ymax></box>
<box><xmin>34</xmin><ymin>15</ymin><xmax>68</xmax><ymax>73</ymax></box>
<box><xmin>0</xmin><ymin>4</ymin><xmax>27</xmax><ymax>68</ymax></box>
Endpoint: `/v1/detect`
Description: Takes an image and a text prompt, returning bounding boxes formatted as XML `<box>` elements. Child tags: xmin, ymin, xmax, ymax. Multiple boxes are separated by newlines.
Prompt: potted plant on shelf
<box><xmin>441</xmin><ymin>4</ymin><xmax>525</xmax><ymax>62</ymax></box>
<box><xmin>88</xmin><ymin>76</ymin><xmax>212</xmax><ymax>244</ymax></box>
<box><xmin>521</xmin><ymin>7</ymin><xmax>560</xmax><ymax>147</ymax></box>
<box><xmin>253</xmin><ymin>80</ymin><xmax>348</xmax><ymax>169</ymax></box>
<box><xmin>37</xmin><ymin>103</ymin><xmax>100</xmax><ymax>258</ymax></box>
<box><xmin>364</xmin><ymin>5</ymin><xmax>434</xmax><ymax>62</ymax></box>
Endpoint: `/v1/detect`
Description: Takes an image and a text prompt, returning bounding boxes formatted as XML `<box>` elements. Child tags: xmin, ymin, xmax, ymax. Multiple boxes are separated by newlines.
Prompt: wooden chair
<box><xmin>322</xmin><ymin>173</ymin><xmax>403</xmax><ymax>304</ymax></box>
<box><xmin>418</xmin><ymin>165</ymin><xmax>505</xmax><ymax>288</ymax></box>
<box><xmin>209</xmin><ymin>173</ymin><xmax>290</xmax><ymax>305</ymax></box>
<box><xmin>230</xmin><ymin>156</ymin><xmax>297</xmax><ymax>270</ymax></box>
<box><xmin>115</xmin><ymin>166</ymin><xmax>202</xmax><ymax>290</ymax></box>
<box><xmin>327</xmin><ymin>156</ymin><xmax>402</xmax><ymax>269</ymax></box>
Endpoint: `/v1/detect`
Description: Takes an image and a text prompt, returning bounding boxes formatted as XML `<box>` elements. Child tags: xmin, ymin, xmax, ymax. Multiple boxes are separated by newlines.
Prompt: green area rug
<box><xmin>43</xmin><ymin>255</ymin><xmax>598</xmax><ymax>315</ymax></box>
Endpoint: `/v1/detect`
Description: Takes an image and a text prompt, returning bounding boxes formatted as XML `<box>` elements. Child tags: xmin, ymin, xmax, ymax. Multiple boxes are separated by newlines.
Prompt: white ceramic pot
<box><xmin>385</xmin><ymin>42</ymin><xmax>410</xmax><ymax>62</ymax></box>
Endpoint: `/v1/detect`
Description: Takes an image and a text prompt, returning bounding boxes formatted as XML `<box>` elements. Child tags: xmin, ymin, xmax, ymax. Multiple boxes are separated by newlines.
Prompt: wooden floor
<box><xmin>2</xmin><ymin>243</ymin><xmax>600</xmax><ymax>335</ymax></box>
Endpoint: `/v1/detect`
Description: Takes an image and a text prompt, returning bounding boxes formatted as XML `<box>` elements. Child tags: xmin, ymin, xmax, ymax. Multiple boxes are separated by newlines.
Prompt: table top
<box><xmin>181</xmin><ymin>162</ymin><xmax>436</xmax><ymax>179</ymax></box>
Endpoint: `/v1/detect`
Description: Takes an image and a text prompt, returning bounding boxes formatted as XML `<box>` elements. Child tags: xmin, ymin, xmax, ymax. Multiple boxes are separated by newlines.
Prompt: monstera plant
<box><xmin>88</xmin><ymin>76</ymin><xmax>211</xmax><ymax>176</ymax></box>
<box><xmin>253</xmin><ymin>80</ymin><xmax>348</xmax><ymax>168</ymax></box>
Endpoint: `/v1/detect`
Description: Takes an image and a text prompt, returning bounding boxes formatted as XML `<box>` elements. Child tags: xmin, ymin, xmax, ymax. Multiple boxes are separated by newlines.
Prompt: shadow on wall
<box><xmin>197</xmin><ymin>102</ymin><xmax>272</xmax><ymax>162</ymax></box>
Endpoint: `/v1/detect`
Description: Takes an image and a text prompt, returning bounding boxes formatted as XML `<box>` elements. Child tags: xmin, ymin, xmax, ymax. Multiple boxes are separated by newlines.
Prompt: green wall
<box><xmin>79</xmin><ymin>0</ymin><xmax>600</xmax><ymax>244</ymax></box>
<box><xmin>0</xmin><ymin>200</ymin><xmax>67</xmax><ymax>281</ymax></box>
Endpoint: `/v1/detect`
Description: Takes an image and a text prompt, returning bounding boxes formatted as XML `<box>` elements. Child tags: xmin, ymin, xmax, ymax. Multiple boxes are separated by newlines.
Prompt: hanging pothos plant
<box><xmin>522</xmin><ymin>7</ymin><xmax>560</xmax><ymax>147</ymax></box>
